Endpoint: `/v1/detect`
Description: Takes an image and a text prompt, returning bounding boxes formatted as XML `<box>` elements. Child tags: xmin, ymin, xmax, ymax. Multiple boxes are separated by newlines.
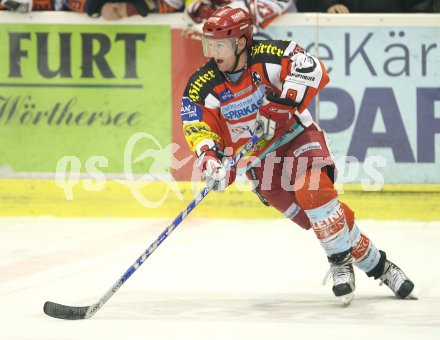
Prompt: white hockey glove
<box><xmin>256</xmin><ymin>93</ymin><xmax>297</xmax><ymax>140</ymax></box>
<box><xmin>199</xmin><ymin>148</ymin><xmax>236</xmax><ymax>191</ymax></box>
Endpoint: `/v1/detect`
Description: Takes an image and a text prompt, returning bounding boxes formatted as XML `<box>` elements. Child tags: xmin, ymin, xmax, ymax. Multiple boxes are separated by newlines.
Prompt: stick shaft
<box><xmin>44</xmin><ymin>132</ymin><xmax>262</xmax><ymax>320</ymax></box>
<box><xmin>94</xmin><ymin>134</ymin><xmax>262</xmax><ymax>313</ymax></box>
<box><xmin>86</xmin><ymin>186</ymin><xmax>211</xmax><ymax>318</ymax></box>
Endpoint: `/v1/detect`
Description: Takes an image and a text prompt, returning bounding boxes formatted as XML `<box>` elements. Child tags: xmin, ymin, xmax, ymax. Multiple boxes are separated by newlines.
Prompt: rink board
<box><xmin>1</xmin><ymin>13</ymin><xmax>439</xmax><ymax>184</ymax></box>
<box><xmin>0</xmin><ymin>179</ymin><xmax>439</xmax><ymax>221</ymax></box>
<box><xmin>0</xmin><ymin>13</ymin><xmax>439</xmax><ymax>221</ymax></box>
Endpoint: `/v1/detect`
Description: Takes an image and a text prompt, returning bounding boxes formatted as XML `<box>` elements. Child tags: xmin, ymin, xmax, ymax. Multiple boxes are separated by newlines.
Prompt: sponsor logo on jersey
<box><xmin>251</xmin><ymin>43</ymin><xmax>284</xmax><ymax>57</ymax></box>
<box><xmin>220</xmin><ymin>88</ymin><xmax>234</xmax><ymax>102</ymax></box>
<box><xmin>287</xmin><ymin>54</ymin><xmax>320</xmax><ymax>87</ymax></box>
<box><xmin>288</xmin><ymin>73</ymin><xmax>316</xmax><ymax>82</ymax></box>
<box><xmin>235</xmin><ymin>85</ymin><xmax>253</xmax><ymax>97</ymax></box>
<box><xmin>292</xmin><ymin>55</ymin><xmax>317</xmax><ymax>74</ymax></box>
<box><xmin>181</xmin><ymin>97</ymin><xmax>202</xmax><ymax>122</ymax></box>
<box><xmin>226</xmin><ymin>121</ymin><xmax>255</xmax><ymax>143</ymax></box>
<box><xmin>188</xmin><ymin>69</ymin><xmax>216</xmax><ymax>102</ymax></box>
<box><xmin>221</xmin><ymin>94</ymin><xmax>263</xmax><ymax>120</ymax></box>
<box><xmin>293</xmin><ymin>142</ymin><xmax>322</xmax><ymax>157</ymax></box>
<box><xmin>230</xmin><ymin>125</ymin><xmax>250</xmax><ymax>134</ymax></box>
<box><xmin>252</xmin><ymin>71</ymin><xmax>262</xmax><ymax>85</ymax></box>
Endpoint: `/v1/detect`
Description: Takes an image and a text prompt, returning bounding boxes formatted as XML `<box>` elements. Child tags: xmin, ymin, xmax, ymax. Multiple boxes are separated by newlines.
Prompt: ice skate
<box><xmin>379</xmin><ymin>260</ymin><xmax>415</xmax><ymax>299</ymax></box>
<box><xmin>324</xmin><ymin>261</ymin><xmax>356</xmax><ymax>305</ymax></box>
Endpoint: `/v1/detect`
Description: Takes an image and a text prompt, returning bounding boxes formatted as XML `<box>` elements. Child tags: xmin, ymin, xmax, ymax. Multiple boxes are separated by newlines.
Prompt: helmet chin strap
<box><xmin>229</xmin><ymin>41</ymin><xmax>247</xmax><ymax>73</ymax></box>
<box><xmin>230</xmin><ymin>50</ymin><xmax>242</xmax><ymax>72</ymax></box>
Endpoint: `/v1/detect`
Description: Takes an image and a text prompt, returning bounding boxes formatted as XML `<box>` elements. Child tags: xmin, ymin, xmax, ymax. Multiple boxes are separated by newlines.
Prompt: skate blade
<box><xmin>341</xmin><ymin>293</ymin><xmax>354</xmax><ymax>305</ymax></box>
<box><xmin>407</xmin><ymin>293</ymin><xmax>418</xmax><ymax>300</ymax></box>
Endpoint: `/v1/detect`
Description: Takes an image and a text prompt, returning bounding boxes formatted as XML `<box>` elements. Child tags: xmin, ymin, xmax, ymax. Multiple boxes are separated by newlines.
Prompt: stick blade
<box><xmin>43</xmin><ymin>301</ymin><xmax>90</xmax><ymax>320</ymax></box>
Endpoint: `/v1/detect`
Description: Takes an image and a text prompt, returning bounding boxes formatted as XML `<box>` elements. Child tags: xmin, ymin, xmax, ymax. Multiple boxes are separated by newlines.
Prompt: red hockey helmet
<box><xmin>202</xmin><ymin>6</ymin><xmax>254</xmax><ymax>47</ymax></box>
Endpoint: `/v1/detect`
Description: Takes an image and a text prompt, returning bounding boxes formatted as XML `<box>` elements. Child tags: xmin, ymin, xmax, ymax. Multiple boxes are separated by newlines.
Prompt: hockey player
<box><xmin>180</xmin><ymin>6</ymin><xmax>415</xmax><ymax>304</ymax></box>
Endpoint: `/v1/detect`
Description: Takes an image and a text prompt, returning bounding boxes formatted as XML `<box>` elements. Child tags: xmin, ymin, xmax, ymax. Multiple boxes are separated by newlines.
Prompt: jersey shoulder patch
<box><xmin>249</xmin><ymin>40</ymin><xmax>291</xmax><ymax>64</ymax></box>
<box><xmin>185</xmin><ymin>59</ymin><xmax>222</xmax><ymax>104</ymax></box>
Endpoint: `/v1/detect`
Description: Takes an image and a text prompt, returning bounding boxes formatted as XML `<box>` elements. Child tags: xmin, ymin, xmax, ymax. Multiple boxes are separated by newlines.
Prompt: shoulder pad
<box><xmin>249</xmin><ymin>40</ymin><xmax>291</xmax><ymax>62</ymax></box>
<box><xmin>185</xmin><ymin>60</ymin><xmax>221</xmax><ymax>104</ymax></box>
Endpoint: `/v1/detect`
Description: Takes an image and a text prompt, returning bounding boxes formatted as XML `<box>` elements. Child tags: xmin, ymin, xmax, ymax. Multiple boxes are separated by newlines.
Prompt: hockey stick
<box><xmin>43</xmin><ymin>131</ymin><xmax>263</xmax><ymax>320</ymax></box>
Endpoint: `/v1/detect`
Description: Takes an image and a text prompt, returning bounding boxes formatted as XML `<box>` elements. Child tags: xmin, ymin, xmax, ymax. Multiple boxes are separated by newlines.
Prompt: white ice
<box><xmin>1</xmin><ymin>217</ymin><xmax>439</xmax><ymax>340</ymax></box>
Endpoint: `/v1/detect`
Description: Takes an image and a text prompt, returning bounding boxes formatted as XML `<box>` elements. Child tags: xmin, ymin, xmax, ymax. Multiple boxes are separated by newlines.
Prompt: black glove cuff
<box><xmin>266</xmin><ymin>92</ymin><xmax>298</xmax><ymax>108</ymax></box>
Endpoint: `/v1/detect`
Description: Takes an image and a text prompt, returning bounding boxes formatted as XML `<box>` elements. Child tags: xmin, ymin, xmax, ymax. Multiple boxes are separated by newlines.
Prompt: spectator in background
<box><xmin>296</xmin><ymin>0</ymin><xmax>434</xmax><ymax>13</ymax></box>
<box><xmin>89</xmin><ymin>0</ymin><xmax>150</xmax><ymax>18</ymax></box>
<box><xmin>0</xmin><ymin>0</ymin><xmax>96</xmax><ymax>12</ymax></box>
<box><xmin>186</xmin><ymin>0</ymin><xmax>296</xmax><ymax>28</ymax></box>
<box><xmin>0</xmin><ymin>0</ymin><xmax>183</xmax><ymax>18</ymax></box>
<box><xmin>184</xmin><ymin>0</ymin><xmax>296</xmax><ymax>39</ymax></box>
<box><xmin>185</xmin><ymin>0</ymin><xmax>230</xmax><ymax>23</ymax></box>
<box><xmin>98</xmin><ymin>0</ymin><xmax>184</xmax><ymax>20</ymax></box>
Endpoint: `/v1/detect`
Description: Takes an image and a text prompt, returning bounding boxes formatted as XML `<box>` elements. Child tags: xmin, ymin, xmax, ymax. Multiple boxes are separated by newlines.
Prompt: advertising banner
<box><xmin>0</xmin><ymin>14</ymin><xmax>438</xmax><ymax>218</ymax></box>
<box><xmin>263</xmin><ymin>23</ymin><xmax>440</xmax><ymax>184</ymax></box>
<box><xmin>0</xmin><ymin>24</ymin><xmax>171</xmax><ymax>175</ymax></box>
<box><xmin>172</xmin><ymin>21</ymin><xmax>440</xmax><ymax>184</ymax></box>
<box><xmin>1</xmin><ymin>15</ymin><xmax>439</xmax><ymax>186</ymax></box>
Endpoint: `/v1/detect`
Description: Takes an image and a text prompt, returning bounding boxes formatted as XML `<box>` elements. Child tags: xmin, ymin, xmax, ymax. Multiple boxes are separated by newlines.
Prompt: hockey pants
<box><xmin>249</xmin><ymin>125</ymin><xmax>385</xmax><ymax>277</ymax></box>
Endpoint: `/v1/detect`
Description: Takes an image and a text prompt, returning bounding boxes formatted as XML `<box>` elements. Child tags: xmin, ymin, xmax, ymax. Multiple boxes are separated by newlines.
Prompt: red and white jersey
<box><xmin>180</xmin><ymin>39</ymin><xmax>329</xmax><ymax>159</ymax></box>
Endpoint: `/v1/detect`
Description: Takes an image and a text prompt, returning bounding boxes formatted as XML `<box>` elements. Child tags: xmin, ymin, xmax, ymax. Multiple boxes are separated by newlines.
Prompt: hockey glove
<box><xmin>199</xmin><ymin>148</ymin><xmax>236</xmax><ymax>191</ymax></box>
<box><xmin>186</xmin><ymin>0</ymin><xmax>215</xmax><ymax>24</ymax></box>
<box><xmin>256</xmin><ymin>93</ymin><xmax>297</xmax><ymax>140</ymax></box>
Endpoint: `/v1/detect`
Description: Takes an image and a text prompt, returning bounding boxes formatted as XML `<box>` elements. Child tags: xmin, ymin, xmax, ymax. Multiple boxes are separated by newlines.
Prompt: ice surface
<box><xmin>1</xmin><ymin>217</ymin><xmax>439</xmax><ymax>340</ymax></box>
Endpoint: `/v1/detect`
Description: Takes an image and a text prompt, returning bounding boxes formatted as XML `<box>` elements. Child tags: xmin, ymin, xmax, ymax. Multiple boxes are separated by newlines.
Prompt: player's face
<box><xmin>202</xmin><ymin>37</ymin><xmax>238</xmax><ymax>72</ymax></box>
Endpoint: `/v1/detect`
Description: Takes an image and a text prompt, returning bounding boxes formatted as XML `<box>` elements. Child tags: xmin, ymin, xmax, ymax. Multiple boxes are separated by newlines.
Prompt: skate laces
<box><xmin>379</xmin><ymin>262</ymin><xmax>407</xmax><ymax>291</ymax></box>
<box><xmin>322</xmin><ymin>261</ymin><xmax>353</xmax><ymax>286</ymax></box>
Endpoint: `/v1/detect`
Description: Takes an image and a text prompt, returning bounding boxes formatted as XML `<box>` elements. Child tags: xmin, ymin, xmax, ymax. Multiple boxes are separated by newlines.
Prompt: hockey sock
<box><xmin>295</xmin><ymin>169</ymin><xmax>351</xmax><ymax>257</ymax></box>
<box><xmin>348</xmin><ymin>223</ymin><xmax>382</xmax><ymax>273</ymax></box>
<box><xmin>302</xmin><ymin>197</ymin><xmax>352</xmax><ymax>256</ymax></box>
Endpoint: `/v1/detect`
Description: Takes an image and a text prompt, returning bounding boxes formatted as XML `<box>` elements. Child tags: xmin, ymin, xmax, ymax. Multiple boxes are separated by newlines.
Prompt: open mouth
<box><xmin>216</xmin><ymin>59</ymin><xmax>224</xmax><ymax>64</ymax></box>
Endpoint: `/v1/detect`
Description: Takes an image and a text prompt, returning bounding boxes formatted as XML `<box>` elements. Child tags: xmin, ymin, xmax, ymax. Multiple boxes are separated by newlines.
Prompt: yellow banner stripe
<box><xmin>0</xmin><ymin>179</ymin><xmax>439</xmax><ymax>220</ymax></box>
